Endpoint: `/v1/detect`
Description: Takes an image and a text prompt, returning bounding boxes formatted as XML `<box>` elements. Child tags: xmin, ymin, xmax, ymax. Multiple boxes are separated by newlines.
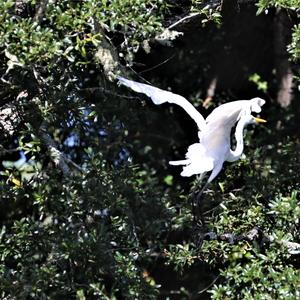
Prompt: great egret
<box><xmin>117</xmin><ymin>76</ymin><xmax>266</xmax><ymax>187</ymax></box>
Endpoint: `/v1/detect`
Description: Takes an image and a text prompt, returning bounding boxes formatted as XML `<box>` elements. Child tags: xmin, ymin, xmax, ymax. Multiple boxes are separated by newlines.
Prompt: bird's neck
<box><xmin>228</xmin><ymin>120</ymin><xmax>246</xmax><ymax>162</ymax></box>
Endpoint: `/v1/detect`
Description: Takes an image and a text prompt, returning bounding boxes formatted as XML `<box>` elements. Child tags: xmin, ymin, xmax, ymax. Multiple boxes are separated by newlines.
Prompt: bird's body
<box><xmin>170</xmin><ymin>118</ymin><xmax>232</xmax><ymax>180</ymax></box>
<box><xmin>117</xmin><ymin>76</ymin><xmax>266</xmax><ymax>185</ymax></box>
<box><xmin>172</xmin><ymin>112</ymin><xmax>262</xmax><ymax>183</ymax></box>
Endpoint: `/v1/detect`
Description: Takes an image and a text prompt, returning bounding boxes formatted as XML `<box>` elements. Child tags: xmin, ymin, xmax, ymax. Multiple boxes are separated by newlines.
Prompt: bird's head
<box><xmin>249</xmin><ymin>97</ymin><xmax>266</xmax><ymax>113</ymax></box>
<box><xmin>239</xmin><ymin>113</ymin><xmax>267</xmax><ymax>126</ymax></box>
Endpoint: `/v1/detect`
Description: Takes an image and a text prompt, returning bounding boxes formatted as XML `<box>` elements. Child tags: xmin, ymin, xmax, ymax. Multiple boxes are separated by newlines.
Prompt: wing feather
<box><xmin>117</xmin><ymin>76</ymin><xmax>206</xmax><ymax>131</ymax></box>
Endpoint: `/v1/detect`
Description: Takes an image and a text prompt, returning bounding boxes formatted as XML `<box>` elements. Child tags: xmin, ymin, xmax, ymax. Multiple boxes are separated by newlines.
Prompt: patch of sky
<box><xmin>64</xmin><ymin>133</ymin><xmax>79</xmax><ymax>147</ymax></box>
<box><xmin>114</xmin><ymin>148</ymin><xmax>132</xmax><ymax>167</ymax></box>
<box><xmin>2</xmin><ymin>151</ymin><xmax>26</xmax><ymax>169</ymax></box>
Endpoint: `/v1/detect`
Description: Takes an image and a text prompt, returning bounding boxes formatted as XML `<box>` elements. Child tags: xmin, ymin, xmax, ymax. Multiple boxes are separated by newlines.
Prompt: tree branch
<box><xmin>203</xmin><ymin>76</ymin><xmax>218</xmax><ymax>108</ymax></box>
<box><xmin>38</xmin><ymin>122</ymin><xmax>71</xmax><ymax>176</ymax></box>
<box><xmin>274</xmin><ymin>9</ymin><xmax>294</xmax><ymax>107</ymax></box>
<box><xmin>0</xmin><ymin>146</ymin><xmax>21</xmax><ymax>156</ymax></box>
<box><xmin>92</xmin><ymin>19</ymin><xmax>124</xmax><ymax>81</ymax></box>
<box><xmin>79</xmin><ymin>86</ymin><xmax>139</xmax><ymax>100</ymax></box>
<box><xmin>202</xmin><ymin>227</ymin><xmax>300</xmax><ymax>255</ymax></box>
<box><xmin>167</xmin><ymin>12</ymin><xmax>201</xmax><ymax>30</ymax></box>
<box><xmin>38</xmin><ymin>121</ymin><xmax>83</xmax><ymax>177</ymax></box>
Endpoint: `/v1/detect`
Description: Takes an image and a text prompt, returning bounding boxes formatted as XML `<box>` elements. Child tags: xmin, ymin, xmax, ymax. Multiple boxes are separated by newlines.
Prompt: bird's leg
<box><xmin>191</xmin><ymin>180</ymin><xmax>210</xmax><ymax>247</ymax></box>
<box><xmin>191</xmin><ymin>179</ymin><xmax>209</xmax><ymax>227</ymax></box>
<box><xmin>196</xmin><ymin>181</ymin><xmax>209</xmax><ymax>207</ymax></box>
<box><xmin>195</xmin><ymin>181</ymin><xmax>209</xmax><ymax>224</ymax></box>
<box><xmin>191</xmin><ymin>185</ymin><xmax>199</xmax><ymax>224</ymax></box>
<box><xmin>195</xmin><ymin>163</ymin><xmax>222</xmax><ymax>213</ymax></box>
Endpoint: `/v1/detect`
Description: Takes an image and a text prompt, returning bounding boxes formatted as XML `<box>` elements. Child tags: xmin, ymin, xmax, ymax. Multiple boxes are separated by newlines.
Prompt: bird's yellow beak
<box><xmin>254</xmin><ymin>117</ymin><xmax>267</xmax><ymax>123</ymax></box>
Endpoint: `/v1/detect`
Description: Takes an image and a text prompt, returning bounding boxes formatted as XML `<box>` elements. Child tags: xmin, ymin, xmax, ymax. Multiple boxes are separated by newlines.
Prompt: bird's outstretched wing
<box><xmin>117</xmin><ymin>76</ymin><xmax>206</xmax><ymax>131</ymax></box>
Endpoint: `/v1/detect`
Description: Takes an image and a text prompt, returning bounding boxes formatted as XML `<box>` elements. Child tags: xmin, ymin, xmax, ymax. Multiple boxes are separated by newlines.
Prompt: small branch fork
<box><xmin>199</xmin><ymin>227</ymin><xmax>300</xmax><ymax>255</ymax></box>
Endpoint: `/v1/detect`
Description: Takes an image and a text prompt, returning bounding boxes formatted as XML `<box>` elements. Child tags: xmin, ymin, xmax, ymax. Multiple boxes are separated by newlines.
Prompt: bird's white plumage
<box><xmin>173</xmin><ymin>143</ymin><xmax>214</xmax><ymax>177</ymax></box>
<box><xmin>205</xmin><ymin>98</ymin><xmax>265</xmax><ymax>131</ymax></box>
<box><xmin>117</xmin><ymin>76</ymin><xmax>265</xmax><ymax>183</ymax></box>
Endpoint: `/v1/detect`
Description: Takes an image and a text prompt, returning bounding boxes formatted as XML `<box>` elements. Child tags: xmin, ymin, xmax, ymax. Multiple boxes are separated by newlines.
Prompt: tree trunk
<box><xmin>274</xmin><ymin>9</ymin><xmax>293</xmax><ymax>107</ymax></box>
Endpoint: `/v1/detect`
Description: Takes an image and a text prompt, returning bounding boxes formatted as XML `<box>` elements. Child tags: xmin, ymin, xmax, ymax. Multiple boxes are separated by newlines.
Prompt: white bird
<box><xmin>117</xmin><ymin>76</ymin><xmax>266</xmax><ymax>187</ymax></box>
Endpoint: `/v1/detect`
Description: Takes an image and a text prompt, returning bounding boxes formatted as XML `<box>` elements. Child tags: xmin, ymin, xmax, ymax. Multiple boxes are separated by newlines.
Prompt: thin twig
<box><xmin>198</xmin><ymin>275</ymin><xmax>220</xmax><ymax>294</ymax></box>
<box><xmin>80</xmin><ymin>86</ymin><xmax>139</xmax><ymax>100</ymax></box>
<box><xmin>139</xmin><ymin>54</ymin><xmax>176</xmax><ymax>74</ymax></box>
<box><xmin>0</xmin><ymin>146</ymin><xmax>21</xmax><ymax>156</ymax></box>
<box><xmin>168</xmin><ymin>13</ymin><xmax>201</xmax><ymax>30</ymax></box>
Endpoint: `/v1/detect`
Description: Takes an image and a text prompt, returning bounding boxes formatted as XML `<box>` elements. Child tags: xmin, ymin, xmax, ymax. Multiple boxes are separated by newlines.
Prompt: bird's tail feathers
<box><xmin>170</xmin><ymin>143</ymin><xmax>214</xmax><ymax>177</ymax></box>
<box><xmin>185</xmin><ymin>143</ymin><xmax>205</xmax><ymax>160</ymax></box>
<box><xmin>169</xmin><ymin>159</ymin><xmax>190</xmax><ymax>166</ymax></box>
